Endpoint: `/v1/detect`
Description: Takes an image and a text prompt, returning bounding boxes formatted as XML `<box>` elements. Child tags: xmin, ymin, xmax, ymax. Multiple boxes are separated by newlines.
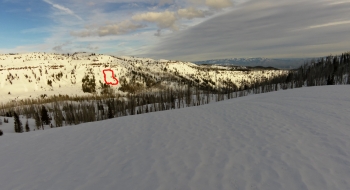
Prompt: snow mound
<box><xmin>0</xmin><ymin>86</ymin><xmax>350</xmax><ymax>190</ymax></box>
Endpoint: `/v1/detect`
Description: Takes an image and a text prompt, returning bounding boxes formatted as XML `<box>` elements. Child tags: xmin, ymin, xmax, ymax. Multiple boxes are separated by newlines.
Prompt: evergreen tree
<box><xmin>82</xmin><ymin>74</ymin><xmax>96</xmax><ymax>93</ymax></box>
<box><xmin>107</xmin><ymin>101</ymin><xmax>114</xmax><ymax>119</ymax></box>
<box><xmin>34</xmin><ymin>111</ymin><xmax>42</xmax><ymax>130</ymax></box>
<box><xmin>41</xmin><ymin>106</ymin><xmax>50</xmax><ymax>125</ymax></box>
<box><xmin>53</xmin><ymin>103</ymin><xmax>64</xmax><ymax>127</ymax></box>
<box><xmin>13</xmin><ymin>112</ymin><xmax>23</xmax><ymax>133</ymax></box>
<box><xmin>6</xmin><ymin>112</ymin><xmax>12</xmax><ymax>117</ymax></box>
<box><xmin>25</xmin><ymin>120</ymin><xmax>30</xmax><ymax>132</ymax></box>
<box><xmin>56</xmin><ymin>109</ymin><xmax>64</xmax><ymax>127</ymax></box>
<box><xmin>327</xmin><ymin>74</ymin><xmax>334</xmax><ymax>85</ymax></box>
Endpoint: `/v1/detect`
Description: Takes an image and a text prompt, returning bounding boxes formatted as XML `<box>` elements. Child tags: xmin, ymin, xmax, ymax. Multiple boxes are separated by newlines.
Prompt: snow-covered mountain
<box><xmin>195</xmin><ymin>57</ymin><xmax>307</xmax><ymax>69</ymax></box>
<box><xmin>0</xmin><ymin>85</ymin><xmax>349</xmax><ymax>190</ymax></box>
<box><xmin>0</xmin><ymin>52</ymin><xmax>288</xmax><ymax>104</ymax></box>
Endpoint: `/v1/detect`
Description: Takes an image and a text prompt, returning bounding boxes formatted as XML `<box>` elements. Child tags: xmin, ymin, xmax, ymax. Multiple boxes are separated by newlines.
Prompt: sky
<box><xmin>1</xmin><ymin>0</ymin><xmax>350</xmax><ymax>61</ymax></box>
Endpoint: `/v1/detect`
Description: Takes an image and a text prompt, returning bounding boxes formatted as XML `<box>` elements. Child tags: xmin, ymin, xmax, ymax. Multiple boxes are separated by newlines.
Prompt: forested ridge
<box><xmin>0</xmin><ymin>51</ymin><xmax>349</xmax><ymax>133</ymax></box>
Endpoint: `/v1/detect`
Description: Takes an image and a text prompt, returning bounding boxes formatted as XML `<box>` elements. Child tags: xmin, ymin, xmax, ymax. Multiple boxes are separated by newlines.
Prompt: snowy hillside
<box><xmin>0</xmin><ymin>85</ymin><xmax>349</xmax><ymax>190</ymax></box>
<box><xmin>0</xmin><ymin>53</ymin><xmax>287</xmax><ymax>104</ymax></box>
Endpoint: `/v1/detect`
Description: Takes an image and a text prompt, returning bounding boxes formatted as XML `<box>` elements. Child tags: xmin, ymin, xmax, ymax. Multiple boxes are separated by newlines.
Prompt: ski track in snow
<box><xmin>0</xmin><ymin>86</ymin><xmax>349</xmax><ymax>190</ymax></box>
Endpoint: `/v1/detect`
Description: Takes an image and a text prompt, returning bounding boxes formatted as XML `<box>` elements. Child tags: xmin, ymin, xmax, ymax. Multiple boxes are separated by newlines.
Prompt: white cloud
<box><xmin>177</xmin><ymin>7</ymin><xmax>209</xmax><ymax>19</ymax></box>
<box><xmin>42</xmin><ymin>0</ymin><xmax>234</xmax><ymax>42</ymax></box>
<box><xmin>98</xmin><ymin>21</ymin><xmax>145</xmax><ymax>36</ymax></box>
<box><xmin>3</xmin><ymin>0</ymin><xmax>255</xmax><ymax>59</ymax></box>
<box><xmin>132</xmin><ymin>11</ymin><xmax>178</xmax><ymax>30</ymax></box>
<box><xmin>43</xmin><ymin>0</ymin><xmax>83</xmax><ymax>21</ymax></box>
<box><xmin>71</xmin><ymin>21</ymin><xmax>145</xmax><ymax>37</ymax></box>
<box><xmin>72</xmin><ymin>6</ymin><xmax>215</xmax><ymax>37</ymax></box>
<box><xmin>205</xmin><ymin>0</ymin><xmax>233</xmax><ymax>9</ymax></box>
<box><xmin>70</xmin><ymin>30</ymin><xmax>93</xmax><ymax>38</ymax></box>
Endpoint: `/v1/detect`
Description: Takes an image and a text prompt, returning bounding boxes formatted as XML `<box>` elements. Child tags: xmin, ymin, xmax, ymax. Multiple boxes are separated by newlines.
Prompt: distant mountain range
<box><xmin>194</xmin><ymin>58</ymin><xmax>308</xmax><ymax>69</ymax></box>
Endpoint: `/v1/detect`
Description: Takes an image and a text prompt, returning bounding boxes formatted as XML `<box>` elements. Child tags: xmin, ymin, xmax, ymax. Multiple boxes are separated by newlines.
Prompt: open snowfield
<box><xmin>0</xmin><ymin>86</ymin><xmax>350</xmax><ymax>190</ymax></box>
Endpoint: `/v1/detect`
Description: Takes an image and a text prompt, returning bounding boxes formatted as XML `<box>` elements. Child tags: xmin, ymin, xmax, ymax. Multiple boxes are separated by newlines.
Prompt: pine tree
<box><xmin>82</xmin><ymin>74</ymin><xmax>96</xmax><ymax>93</ymax></box>
<box><xmin>107</xmin><ymin>101</ymin><xmax>113</xmax><ymax>119</ymax></box>
<box><xmin>41</xmin><ymin>106</ymin><xmax>50</xmax><ymax>125</ymax></box>
<box><xmin>34</xmin><ymin>111</ymin><xmax>42</xmax><ymax>130</ymax></box>
<box><xmin>53</xmin><ymin>103</ymin><xmax>64</xmax><ymax>127</ymax></box>
<box><xmin>25</xmin><ymin>120</ymin><xmax>30</xmax><ymax>132</ymax></box>
<box><xmin>13</xmin><ymin>112</ymin><xmax>23</xmax><ymax>133</ymax></box>
<box><xmin>56</xmin><ymin>109</ymin><xmax>64</xmax><ymax>127</ymax></box>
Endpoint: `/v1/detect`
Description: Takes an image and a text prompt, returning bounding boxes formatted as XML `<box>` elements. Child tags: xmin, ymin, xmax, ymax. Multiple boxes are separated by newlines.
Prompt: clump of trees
<box><xmin>82</xmin><ymin>75</ymin><xmax>96</xmax><ymax>93</ymax></box>
<box><xmin>291</xmin><ymin>53</ymin><xmax>350</xmax><ymax>86</ymax></box>
<box><xmin>47</xmin><ymin>79</ymin><xmax>52</xmax><ymax>87</ymax></box>
<box><xmin>99</xmin><ymin>80</ymin><xmax>115</xmax><ymax>95</ymax></box>
<box><xmin>32</xmin><ymin>106</ymin><xmax>51</xmax><ymax>130</ymax></box>
<box><xmin>53</xmin><ymin>102</ymin><xmax>64</xmax><ymax>127</ymax></box>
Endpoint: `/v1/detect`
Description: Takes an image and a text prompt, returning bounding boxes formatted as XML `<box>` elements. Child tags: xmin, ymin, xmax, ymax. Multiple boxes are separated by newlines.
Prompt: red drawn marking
<box><xmin>103</xmin><ymin>69</ymin><xmax>119</xmax><ymax>85</ymax></box>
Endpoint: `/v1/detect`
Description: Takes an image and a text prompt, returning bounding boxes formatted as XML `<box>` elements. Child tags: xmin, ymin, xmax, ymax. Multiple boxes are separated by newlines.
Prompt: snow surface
<box><xmin>0</xmin><ymin>86</ymin><xmax>350</xmax><ymax>190</ymax></box>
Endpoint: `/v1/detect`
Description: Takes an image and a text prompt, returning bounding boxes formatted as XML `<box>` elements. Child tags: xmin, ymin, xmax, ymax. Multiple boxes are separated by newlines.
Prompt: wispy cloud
<box><xmin>307</xmin><ymin>20</ymin><xmax>350</xmax><ymax>29</ymax></box>
<box><xmin>70</xmin><ymin>5</ymin><xmax>216</xmax><ymax>38</ymax></box>
<box><xmin>7</xmin><ymin>0</ymin><xmax>349</xmax><ymax>62</ymax></box>
<box><xmin>177</xmin><ymin>7</ymin><xmax>211</xmax><ymax>19</ymax></box>
<box><xmin>141</xmin><ymin>0</ymin><xmax>350</xmax><ymax>61</ymax></box>
<box><xmin>71</xmin><ymin>21</ymin><xmax>145</xmax><ymax>37</ymax></box>
<box><xmin>132</xmin><ymin>11</ymin><xmax>178</xmax><ymax>30</ymax></box>
<box><xmin>67</xmin><ymin>0</ymin><xmax>234</xmax><ymax>37</ymax></box>
<box><xmin>52</xmin><ymin>41</ymin><xmax>71</xmax><ymax>52</ymax></box>
<box><xmin>43</xmin><ymin>0</ymin><xmax>83</xmax><ymax>21</ymax></box>
<box><xmin>327</xmin><ymin>1</ymin><xmax>350</xmax><ymax>5</ymax></box>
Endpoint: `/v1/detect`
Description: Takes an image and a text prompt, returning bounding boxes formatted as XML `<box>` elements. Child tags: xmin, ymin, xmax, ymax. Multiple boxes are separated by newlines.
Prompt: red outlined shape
<box><xmin>103</xmin><ymin>69</ymin><xmax>119</xmax><ymax>85</ymax></box>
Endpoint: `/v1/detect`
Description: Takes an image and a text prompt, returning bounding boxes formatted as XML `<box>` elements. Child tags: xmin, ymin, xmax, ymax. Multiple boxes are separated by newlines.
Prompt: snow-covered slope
<box><xmin>0</xmin><ymin>85</ymin><xmax>349</xmax><ymax>190</ymax></box>
<box><xmin>0</xmin><ymin>53</ymin><xmax>287</xmax><ymax>104</ymax></box>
